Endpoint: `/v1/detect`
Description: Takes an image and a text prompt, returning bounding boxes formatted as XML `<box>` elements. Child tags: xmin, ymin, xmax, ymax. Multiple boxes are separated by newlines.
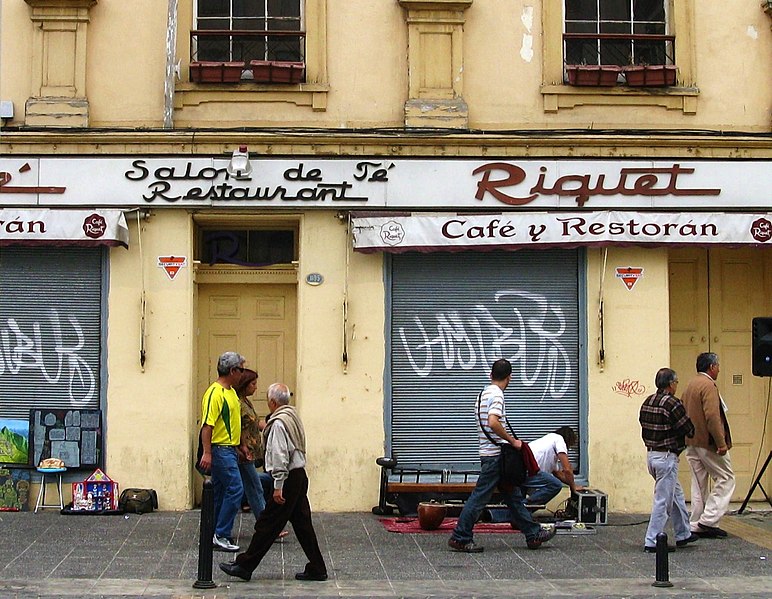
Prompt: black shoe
<box><xmin>448</xmin><ymin>538</ymin><xmax>484</xmax><ymax>553</ymax></box>
<box><xmin>644</xmin><ymin>545</ymin><xmax>675</xmax><ymax>553</ymax></box>
<box><xmin>676</xmin><ymin>533</ymin><xmax>700</xmax><ymax>547</ymax></box>
<box><xmin>294</xmin><ymin>571</ymin><xmax>328</xmax><ymax>581</ymax></box>
<box><xmin>697</xmin><ymin>523</ymin><xmax>728</xmax><ymax>538</ymax></box>
<box><xmin>219</xmin><ymin>561</ymin><xmax>251</xmax><ymax>581</ymax></box>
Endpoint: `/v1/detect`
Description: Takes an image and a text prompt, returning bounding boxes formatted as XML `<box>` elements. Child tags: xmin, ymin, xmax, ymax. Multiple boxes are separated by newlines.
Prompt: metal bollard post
<box><xmin>652</xmin><ymin>532</ymin><xmax>673</xmax><ymax>588</ymax></box>
<box><xmin>193</xmin><ymin>479</ymin><xmax>217</xmax><ymax>589</ymax></box>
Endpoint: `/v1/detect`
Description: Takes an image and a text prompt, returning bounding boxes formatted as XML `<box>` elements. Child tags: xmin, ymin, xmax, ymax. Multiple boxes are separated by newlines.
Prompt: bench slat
<box><xmin>386</xmin><ymin>482</ymin><xmax>476</xmax><ymax>494</ymax></box>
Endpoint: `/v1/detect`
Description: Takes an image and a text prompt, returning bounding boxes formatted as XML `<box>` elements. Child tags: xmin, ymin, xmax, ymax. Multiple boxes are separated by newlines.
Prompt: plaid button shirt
<box><xmin>639</xmin><ymin>391</ymin><xmax>695</xmax><ymax>453</ymax></box>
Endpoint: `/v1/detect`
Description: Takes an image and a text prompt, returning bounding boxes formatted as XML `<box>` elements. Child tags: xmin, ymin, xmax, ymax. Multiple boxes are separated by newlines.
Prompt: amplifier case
<box><xmin>569</xmin><ymin>489</ymin><xmax>608</xmax><ymax>524</ymax></box>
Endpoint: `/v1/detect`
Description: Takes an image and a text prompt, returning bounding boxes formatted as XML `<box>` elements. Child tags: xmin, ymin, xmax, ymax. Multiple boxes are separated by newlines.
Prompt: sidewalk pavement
<box><xmin>0</xmin><ymin>505</ymin><xmax>768</xmax><ymax>599</ymax></box>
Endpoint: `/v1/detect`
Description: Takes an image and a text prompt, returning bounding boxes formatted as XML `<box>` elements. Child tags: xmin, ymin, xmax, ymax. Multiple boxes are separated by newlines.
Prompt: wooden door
<box><xmin>669</xmin><ymin>248</ymin><xmax>772</xmax><ymax>500</ymax></box>
<box><xmin>194</xmin><ymin>283</ymin><xmax>297</xmax><ymax>503</ymax></box>
<box><xmin>197</xmin><ymin>283</ymin><xmax>297</xmax><ymax>417</ymax></box>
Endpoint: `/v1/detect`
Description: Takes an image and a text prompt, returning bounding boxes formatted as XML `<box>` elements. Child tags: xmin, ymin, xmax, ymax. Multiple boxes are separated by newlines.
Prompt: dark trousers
<box><xmin>235</xmin><ymin>467</ymin><xmax>326</xmax><ymax>576</ymax></box>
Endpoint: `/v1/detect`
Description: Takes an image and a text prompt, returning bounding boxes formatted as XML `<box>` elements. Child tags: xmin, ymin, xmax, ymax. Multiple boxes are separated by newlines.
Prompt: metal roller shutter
<box><xmin>0</xmin><ymin>248</ymin><xmax>104</xmax><ymax>419</ymax></box>
<box><xmin>388</xmin><ymin>249</ymin><xmax>583</xmax><ymax>476</ymax></box>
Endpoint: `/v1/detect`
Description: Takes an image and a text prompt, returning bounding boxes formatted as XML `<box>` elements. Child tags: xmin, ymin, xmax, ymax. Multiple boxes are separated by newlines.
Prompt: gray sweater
<box><xmin>264</xmin><ymin>406</ymin><xmax>307</xmax><ymax>490</ymax></box>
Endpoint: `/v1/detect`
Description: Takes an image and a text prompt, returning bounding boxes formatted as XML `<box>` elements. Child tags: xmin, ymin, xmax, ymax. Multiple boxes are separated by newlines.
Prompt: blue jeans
<box><xmin>524</xmin><ymin>470</ymin><xmax>564</xmax><ymax>505</ymax></box>
<box><xmin>451</xmin><ymin>455</ymin><xmax>540</xmax><ymax>543</ymax></box>
<box><xmin>239</xmin><ymin>461</ymin><xmax>266</xmax><ymax>519</ymax></box>
<box><xmin>645</xmin><ymin>450</ymin><xmax>690</xmax><ymax>547</ymax></box>
<box><xmin>212</xmin><ymin>445</ymin><xmax>244</xmax><ymax>539</ymax></box>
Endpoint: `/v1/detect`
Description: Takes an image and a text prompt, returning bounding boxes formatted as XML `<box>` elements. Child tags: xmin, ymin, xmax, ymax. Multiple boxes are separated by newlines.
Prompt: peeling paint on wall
<box><xmin>520</xmin><ymin>6</ymin><xmax>534</xmax><ymax>62</ymax></box>
<box><xmin>746</xmin><ymin>25</ymin><xmax>758</xmax><ymax>40</ymax></box>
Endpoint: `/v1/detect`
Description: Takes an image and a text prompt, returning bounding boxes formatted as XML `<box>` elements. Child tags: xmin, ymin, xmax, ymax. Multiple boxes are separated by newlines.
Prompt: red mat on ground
<box><xmin>379</xmin><ymin>517</ymin><xmax>519</xmax><ymax>534</ymax></box>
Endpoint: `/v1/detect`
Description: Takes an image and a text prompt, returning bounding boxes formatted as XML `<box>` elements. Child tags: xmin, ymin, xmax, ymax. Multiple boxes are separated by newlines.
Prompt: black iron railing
<box><xmin>191</xmin><ymin>29</ymin><xmax>305</xmax><ymax>64</ymax></box>
<box><xmin>564</xmin><ymin>32</ymin><xmax>675</xmax><ymax>68</ymax></box>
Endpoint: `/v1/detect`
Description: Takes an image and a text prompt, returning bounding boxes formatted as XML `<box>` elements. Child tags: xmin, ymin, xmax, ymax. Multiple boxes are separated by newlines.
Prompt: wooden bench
<box><xmin>373</xmin><ymin>458</ymin><xmax>546</xmax><ymax>516</ymax></box>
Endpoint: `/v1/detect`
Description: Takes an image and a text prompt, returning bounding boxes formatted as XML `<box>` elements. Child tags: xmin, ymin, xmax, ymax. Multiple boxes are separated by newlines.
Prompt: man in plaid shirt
<box><xmin>639</xmin><ymin>367</ymin><xmax>697</xmax><ymax>553</ymax></box>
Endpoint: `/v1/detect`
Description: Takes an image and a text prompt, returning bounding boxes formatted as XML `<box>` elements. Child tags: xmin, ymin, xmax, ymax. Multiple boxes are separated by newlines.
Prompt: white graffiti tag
<box><xmin>398</xmin><ymin>290</ymin><xmax>573</xmax><ymax>400</ymax></box>
<box><xmin>0</xmin><ymin>309</ymin><xmax>97</xmax><ymax>404</ymax></box>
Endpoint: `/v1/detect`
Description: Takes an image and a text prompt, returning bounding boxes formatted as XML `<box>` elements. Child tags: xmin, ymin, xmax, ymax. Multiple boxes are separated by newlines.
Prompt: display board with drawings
<box><xmin>28</xmin><ymin>409</ymin><xmax>102</xmax><ymax>469</ymax></box>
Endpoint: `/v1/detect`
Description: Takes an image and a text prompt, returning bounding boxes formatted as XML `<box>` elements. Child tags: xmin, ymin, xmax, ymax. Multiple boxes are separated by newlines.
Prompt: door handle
<box><xmin>714</xmin><ymin>336</ymin><xmax>718</xmax><ymax>343</ymax></box>
<box><xmin>701</xmin><ymin>336</ymin><xmax>706</xmax><ymax>343</ymax></box>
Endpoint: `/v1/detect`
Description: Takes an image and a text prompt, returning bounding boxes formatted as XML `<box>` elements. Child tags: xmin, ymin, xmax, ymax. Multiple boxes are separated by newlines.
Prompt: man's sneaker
<box><xmin>526</xmin><ymin>526</ymin><xmax>556</xmax><ymax>550</ymax></box>
<box><xmin>697</xmin><ymin>523</ymin><xmax>728</xmax><ymax>538</ymax></box>
<box><xmin>213</xmin><ymin>534</ymin><xmax>240</xmax><ymax>552</ymax></box>
<box><xmin>448</xmin><ymin>538</ymin><xmax>484</xmax><ymax>553</ymax></box>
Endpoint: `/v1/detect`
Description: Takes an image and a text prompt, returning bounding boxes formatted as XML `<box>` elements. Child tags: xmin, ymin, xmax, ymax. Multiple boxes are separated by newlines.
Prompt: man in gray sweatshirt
<box><xmin>219</xmin><ymin>383</ymin><xmax>328</xmax><ymax>582</ymax></box>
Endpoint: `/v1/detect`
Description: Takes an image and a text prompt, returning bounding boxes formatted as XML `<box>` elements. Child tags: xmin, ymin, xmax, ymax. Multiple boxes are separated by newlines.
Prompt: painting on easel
<box><xmin>28</xmin><ymin>409</ymin><xmax>102</xmax><ymax>469</ymax></box>
<box><xmin>0</xmin><ymin>418</ymin><xmax>29</xmax><ymax>465</ymax></box>
<box><xmin>0</xmin><ymin>468</ymin><xmax>31</xmax><ymax>511</ymax></box>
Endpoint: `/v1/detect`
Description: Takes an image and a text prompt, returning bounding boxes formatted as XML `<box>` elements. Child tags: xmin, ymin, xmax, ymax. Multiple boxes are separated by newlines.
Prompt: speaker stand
<box><xmin>738</xmin><ymin>450</ymin><xmax>772</xmax><ymax>514</ymax></box>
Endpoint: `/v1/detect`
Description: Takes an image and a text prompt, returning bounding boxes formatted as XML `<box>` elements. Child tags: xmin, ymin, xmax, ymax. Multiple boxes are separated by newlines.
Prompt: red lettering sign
<box><xmin>472</xmin><ymin>162</ymin><xmax>721</xmax><ymax>207</ymax></box>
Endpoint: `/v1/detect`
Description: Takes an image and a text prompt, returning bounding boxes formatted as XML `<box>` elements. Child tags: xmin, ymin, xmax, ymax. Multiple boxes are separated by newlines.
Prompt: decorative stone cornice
<box><xmin>398</xmin><ymin>0</ymin><xmax>473</xmax><ymax>23</ymax></box>
<box><xmin>25</xmin><ymin>0</ymin><xmax>98</xmax><ymax>17</ymax></box>
<box><xmin>2</xmin><ymin>130</ymin><xmax>771</xmax><ymax>159</ymax></box>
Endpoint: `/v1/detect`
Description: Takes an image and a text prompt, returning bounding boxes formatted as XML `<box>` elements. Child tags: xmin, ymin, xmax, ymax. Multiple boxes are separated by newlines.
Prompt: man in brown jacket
<box><xmin>681</xmin><ymin>352</ymin><xmax>735</xmax><ymax>538</ymax></box>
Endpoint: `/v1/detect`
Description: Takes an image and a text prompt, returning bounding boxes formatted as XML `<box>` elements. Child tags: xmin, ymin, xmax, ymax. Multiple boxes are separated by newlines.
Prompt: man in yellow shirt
<box><xmin>199</xmin><ymin>351</ymin><xmax>248</xmax><ymax>552</ymax></box>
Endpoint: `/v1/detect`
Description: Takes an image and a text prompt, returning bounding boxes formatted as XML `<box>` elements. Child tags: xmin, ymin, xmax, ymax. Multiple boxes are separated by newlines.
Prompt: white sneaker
<box><xmin>213</xmin><ymin>534</ymin><xmax>240</xmax><ymax>552</ymax></box>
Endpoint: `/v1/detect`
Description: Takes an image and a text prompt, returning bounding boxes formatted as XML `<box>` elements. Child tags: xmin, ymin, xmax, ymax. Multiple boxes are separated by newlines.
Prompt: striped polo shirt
<box><xmin>477</xmin><ymin>384</ymin><xmax>507</xmax><ymax>457</ymax></box>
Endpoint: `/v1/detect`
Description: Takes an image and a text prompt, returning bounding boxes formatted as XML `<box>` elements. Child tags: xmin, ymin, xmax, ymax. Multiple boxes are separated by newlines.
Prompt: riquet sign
<box><xmin>0</xmin><ymin>158</ymin><xmax>770</xmax><ymax>210</ymax></box>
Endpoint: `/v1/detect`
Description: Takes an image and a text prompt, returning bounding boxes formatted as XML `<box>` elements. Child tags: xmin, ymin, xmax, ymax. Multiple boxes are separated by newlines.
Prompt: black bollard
<box><xmin>193</xmin><ymin>479</ymin><xmax>217</xmax><ymax>589</ymax></box>
<box><xmin>652</xmin><ymin>532</ymin><xmax>673</xmax><ymax>588</ymax></box>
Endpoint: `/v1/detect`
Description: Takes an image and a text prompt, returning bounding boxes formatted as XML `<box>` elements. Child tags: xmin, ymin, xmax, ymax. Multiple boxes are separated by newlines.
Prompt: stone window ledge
<box><xmin>541</xmin><ymin>85</ymin><xmax>699</xmax><ymax>114</ymax></box>
<box><xmin>174</xmin><ymin>83</ymin><xmax>329</xmax><ymax>111</ymax></box>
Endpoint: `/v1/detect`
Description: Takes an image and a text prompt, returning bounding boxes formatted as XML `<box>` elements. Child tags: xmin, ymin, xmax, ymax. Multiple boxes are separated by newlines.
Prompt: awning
<box><xmin>352</xmin><ymin>211</ymin><xmax>772</xmax><ymax>253</ymax></box>
<box><xmin>0</xmin><ymin>209</ymin><xmax>129</xmax><ymax>248</ymax></box>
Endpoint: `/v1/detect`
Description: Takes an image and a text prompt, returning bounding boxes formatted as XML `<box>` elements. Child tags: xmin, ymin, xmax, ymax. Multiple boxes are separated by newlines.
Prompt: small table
<box><xmin>35</xmin><ymin>467</ymin><xmax>67</xmax><ymax>513</ymax></box>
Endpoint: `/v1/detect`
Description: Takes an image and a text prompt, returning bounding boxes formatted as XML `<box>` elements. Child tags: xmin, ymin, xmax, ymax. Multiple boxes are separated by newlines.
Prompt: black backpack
<box><xmin>119</xmin><ymin>488</ymin><xmax>158</xmax><ymax>514</ymax></box>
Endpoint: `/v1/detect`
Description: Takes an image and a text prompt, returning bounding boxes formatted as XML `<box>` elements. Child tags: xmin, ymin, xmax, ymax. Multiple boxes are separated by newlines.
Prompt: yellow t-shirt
<box><xmin>201</xmin><ymin>382</ymin><xmax>241</xmax><ymax>446</ymax></box>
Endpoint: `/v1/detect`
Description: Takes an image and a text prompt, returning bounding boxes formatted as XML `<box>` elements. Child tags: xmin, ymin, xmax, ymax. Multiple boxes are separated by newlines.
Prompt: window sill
<box><xmin>174</xmin><ymin>82</ymin><xmax>329</xmax><ymax>112</ymax></box>
<box><xmin>541</xmin><ymin>84</ymin><xmax>699</xmax><ymax>114</ymax></box>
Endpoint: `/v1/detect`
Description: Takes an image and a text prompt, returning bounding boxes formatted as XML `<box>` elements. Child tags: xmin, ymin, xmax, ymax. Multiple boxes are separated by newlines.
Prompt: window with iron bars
<box><xmin>564</xmin><ymin>0</ymin><xmax>673</xmax><ymax>67</ymax></box>
<box><xmin>193</xmin><ymin>0</ymin><xmax>304</xmax><ymax>65</ymax></box>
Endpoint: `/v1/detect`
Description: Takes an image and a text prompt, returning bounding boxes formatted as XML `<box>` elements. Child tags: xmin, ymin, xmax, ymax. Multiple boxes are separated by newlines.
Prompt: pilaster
<box><xmin>398</xmin><ymin>0</ymin><xmax>472</xmax><ymax>129</ymax></box>
<box><xmin>24</xmin><ymin>0</ymin><xmax>98</xmax><ymax>127</ymax></box>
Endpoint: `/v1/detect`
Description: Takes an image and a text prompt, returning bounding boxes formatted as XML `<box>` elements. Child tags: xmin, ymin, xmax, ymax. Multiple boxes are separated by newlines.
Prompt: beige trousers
<box><xmin>685</xmin><ymin>446</ymin><xmax>736</xmax><ymax>530</ymax></box>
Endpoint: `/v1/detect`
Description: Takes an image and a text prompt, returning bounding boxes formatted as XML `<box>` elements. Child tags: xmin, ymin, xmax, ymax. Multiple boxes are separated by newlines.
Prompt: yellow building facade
<box><xmin>1</xmin><ymin>1</ymin><xmax>771</xmax><ymax>514</ymax></box>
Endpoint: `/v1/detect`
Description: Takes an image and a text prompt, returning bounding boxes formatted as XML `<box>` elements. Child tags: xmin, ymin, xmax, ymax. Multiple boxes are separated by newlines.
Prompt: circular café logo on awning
<box><xmin>82</xmin><ymin>214</ymin><xmax>107</xmax><ymax>239</ymax></box>
<box><xmin>380</xmin><ymin>221</ymin><xmax>405</xmax><ymax>246</ymax></box>
<box><xmin>750</xmin><ymin>217</ymin><xmax>771</xmax><ymax>243</ymax></box>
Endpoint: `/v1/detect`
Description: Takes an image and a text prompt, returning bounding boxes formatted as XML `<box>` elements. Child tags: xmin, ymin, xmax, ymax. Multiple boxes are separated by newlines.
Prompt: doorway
<box><xmin>669</xmin><ymin>247</ymin><xmax>772</xmax><ymax>499</ymax></box>
<box><xmin>194</xmin><ymin>283</ymin><xmax>297</xmax><ymax>503</ymax></box>
<box><xmin>197</xmin><ymin>283</ymin><xmax>297</xmax><ymax>417</ymax></box>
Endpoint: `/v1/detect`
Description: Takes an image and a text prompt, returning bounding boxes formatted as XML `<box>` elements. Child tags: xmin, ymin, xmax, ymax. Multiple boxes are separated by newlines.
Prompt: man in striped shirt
<box><xmin>448</xmin><ymin>358</ymin><xmax>555</xmax><ymax>552</ymax></box>
<box><xmin>639</xmin><ymin>367</ymin><xmax>697</xmax><ymax>552</ymax></box>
